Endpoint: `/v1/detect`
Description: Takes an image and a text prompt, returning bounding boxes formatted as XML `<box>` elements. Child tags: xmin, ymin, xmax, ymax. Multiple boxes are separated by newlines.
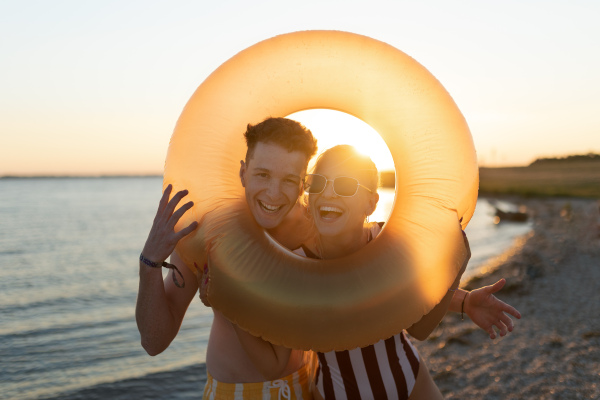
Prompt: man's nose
<box><xmin>265</xmin><ymin>179</ymin><xmax>283</xmax><ymax>198</ymax></box>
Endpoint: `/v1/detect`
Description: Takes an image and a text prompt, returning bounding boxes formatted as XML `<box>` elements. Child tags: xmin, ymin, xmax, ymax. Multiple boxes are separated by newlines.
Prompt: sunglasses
<box><xmin>304</xmin><ymin>174</ymin><xmax>373</xmax><ymax>197</ymax></box>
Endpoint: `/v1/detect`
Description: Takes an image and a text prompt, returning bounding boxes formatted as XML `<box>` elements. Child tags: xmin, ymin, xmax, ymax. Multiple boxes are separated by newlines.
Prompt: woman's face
<box><xmin>308</xmin><ymin>156</ymin><xmax>378</xmax><ymax>239</ymax></box>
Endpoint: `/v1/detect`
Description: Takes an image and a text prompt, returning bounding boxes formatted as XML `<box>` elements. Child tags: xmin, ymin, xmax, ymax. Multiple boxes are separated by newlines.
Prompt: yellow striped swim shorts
<box><xmin>202</xmin><ymin>362</ymin><xmax>313</xmax><ymax>400</ymax></box>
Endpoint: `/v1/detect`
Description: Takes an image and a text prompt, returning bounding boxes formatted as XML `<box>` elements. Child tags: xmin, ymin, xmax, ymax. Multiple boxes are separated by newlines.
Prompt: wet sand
<box><xmin>416</xmin><ymin>197</ymin><xmax>600</xmax><ymax>399</ymax></box>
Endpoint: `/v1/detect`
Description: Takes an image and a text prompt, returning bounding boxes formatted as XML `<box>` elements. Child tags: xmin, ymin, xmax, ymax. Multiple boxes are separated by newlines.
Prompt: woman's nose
<box><xmin>321</xmin><ymin>180</ymin><xmax>337</xmax><ymax>198</ymax></box>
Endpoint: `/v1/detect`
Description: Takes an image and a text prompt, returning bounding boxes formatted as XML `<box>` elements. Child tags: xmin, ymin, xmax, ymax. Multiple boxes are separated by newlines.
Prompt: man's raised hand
<box><xmin>141</xmin><ymin>184</ymin><xmax>198</xmax><ymax>263</ymax></box>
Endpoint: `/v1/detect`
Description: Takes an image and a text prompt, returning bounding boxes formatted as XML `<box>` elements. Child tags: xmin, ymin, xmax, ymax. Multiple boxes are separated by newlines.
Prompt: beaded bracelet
<box><xmin>139</xmin><ymin>253</ymin><xmax>185</xmax><ymax>288</ymax></box>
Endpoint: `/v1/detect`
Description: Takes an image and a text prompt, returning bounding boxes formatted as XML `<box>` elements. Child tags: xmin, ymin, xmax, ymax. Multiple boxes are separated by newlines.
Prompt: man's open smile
<box><xmin>258</xmin><ymin>200</ymin><xmax>285</xmax><ymax>214</ymax></box>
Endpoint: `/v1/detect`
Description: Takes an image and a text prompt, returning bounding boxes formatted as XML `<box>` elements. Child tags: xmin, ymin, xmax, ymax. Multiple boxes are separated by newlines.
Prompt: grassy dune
<box><xmin>380</xmin><ymin>155</ymin><xmax>599</xmax><ymax>198</ymax></box>
<box><xmin>479</xmin><ymin>160</ymin><xmax>600</xmax><ymax>198</ymax></box>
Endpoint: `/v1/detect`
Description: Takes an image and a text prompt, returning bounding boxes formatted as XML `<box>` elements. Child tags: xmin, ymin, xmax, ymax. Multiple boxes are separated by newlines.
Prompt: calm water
<box><xmin>0</xmin><ymin>177</ymin><xmax>530</xmax><ymax>399</ymax></box>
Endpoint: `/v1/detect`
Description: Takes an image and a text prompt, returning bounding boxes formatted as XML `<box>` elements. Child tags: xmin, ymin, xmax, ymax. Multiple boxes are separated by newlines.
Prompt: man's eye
<box><xmin>257</xmin><ymin>173</ymin><xmax>268</xmax><ymax>178</ymax></box>
<box><xmin>285</xmin><ymin>179</ymin><xmax>299</xmax><ymax>184</ymax></box>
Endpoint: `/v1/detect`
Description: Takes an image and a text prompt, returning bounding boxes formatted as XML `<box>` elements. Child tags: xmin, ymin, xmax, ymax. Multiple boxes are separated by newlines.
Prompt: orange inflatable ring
<box><xmin>164</xmin><ymin>30</ymin><xmax>478</xmax><ymax>352</ymax></box>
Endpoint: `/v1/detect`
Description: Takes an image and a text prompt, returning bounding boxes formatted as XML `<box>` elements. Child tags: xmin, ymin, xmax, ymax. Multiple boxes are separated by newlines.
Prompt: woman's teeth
<box><xmin>319</xmin><ymin>205</ymin><xmax>343</xmax><ymax>219</ymax></box>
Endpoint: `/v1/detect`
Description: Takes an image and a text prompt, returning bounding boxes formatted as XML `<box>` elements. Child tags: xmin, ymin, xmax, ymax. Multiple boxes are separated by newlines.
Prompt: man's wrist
<box><xmin>139</xmin><ymin>253</ymin><xmax>185</xmax><ymax>289</ymax></box>
<box><xmin>139</xmin><ymin>253</ymin><xmax>165</xmax><ymax>268</ymax></box>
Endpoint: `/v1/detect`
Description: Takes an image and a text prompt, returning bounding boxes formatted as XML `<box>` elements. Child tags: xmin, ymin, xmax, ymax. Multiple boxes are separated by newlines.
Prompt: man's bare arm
<box><xmin>135</xmin><ymin>185</ymin><xmax>199</xmax><ymax>355</ymax></box>
<box><xmin>136</xmin><ymin>252</ymin><xmax>198</xmax><ymax>355</ymax></box>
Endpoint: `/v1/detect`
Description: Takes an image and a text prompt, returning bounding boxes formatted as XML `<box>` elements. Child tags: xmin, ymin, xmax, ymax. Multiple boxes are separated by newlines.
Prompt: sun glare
<box><xmin>287</xmin><ymin>109</ymin><xmax>395</xmax><ymax>173</ymax></box>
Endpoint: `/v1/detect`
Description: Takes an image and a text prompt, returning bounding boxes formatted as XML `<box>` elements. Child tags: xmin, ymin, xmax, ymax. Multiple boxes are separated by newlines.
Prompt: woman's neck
<box><xmin>319</xmin><ymin>224</ymin><xmax>368</xmax><ymax>259</ymax></box>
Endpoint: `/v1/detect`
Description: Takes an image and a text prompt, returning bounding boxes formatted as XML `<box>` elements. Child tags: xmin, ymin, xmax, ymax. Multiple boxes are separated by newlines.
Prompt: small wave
<box><xmin>0</xmin><ymin>314</ymin><xmax>133</xmax><ymax>339</ymax></box>
<box><xmin>38</xmin><ymin>363</ymin><xmax>207</xmax><ymax>400</ymax></box>
<box><xmin>0</xmin><ymin>249</ymin><xmax>25</xmax><ymax>255</ymax></box>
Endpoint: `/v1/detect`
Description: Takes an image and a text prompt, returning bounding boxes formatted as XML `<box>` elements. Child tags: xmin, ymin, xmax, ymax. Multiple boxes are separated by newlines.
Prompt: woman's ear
<box><xmin>239</xmin><ymin>160</ymin><xmax>247</xmax><ymax>187</ymax></box>
<box><xmin>366</xmin><ymin>192</ymin><xmax>380</xmax><ymax>217</ymax></box>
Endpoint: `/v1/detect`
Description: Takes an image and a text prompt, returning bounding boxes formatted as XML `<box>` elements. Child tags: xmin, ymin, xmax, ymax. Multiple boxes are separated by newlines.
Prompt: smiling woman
<box><xmin>164</xmin><ymin>30</ymin><xmax>477</xmax><ymax>352</ymax></box>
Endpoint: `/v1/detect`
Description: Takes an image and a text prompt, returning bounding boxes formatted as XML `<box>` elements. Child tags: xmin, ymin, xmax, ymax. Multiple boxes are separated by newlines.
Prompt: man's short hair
<box><xmin>244</xmin><ymin>117</ymin><xmax>318</xmax><ymax>164</ymax></box>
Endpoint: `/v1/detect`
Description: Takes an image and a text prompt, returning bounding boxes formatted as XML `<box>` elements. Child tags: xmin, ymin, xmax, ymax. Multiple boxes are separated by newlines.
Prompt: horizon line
<box><xmin>1</xmin><ymin>165</ymin><xmax>537</xmax><ymax>180</ymax></box>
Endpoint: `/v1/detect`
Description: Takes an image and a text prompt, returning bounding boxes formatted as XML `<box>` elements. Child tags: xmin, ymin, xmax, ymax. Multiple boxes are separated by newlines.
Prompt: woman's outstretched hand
<box><xmin>465</xmin><ymin>278</ymin><xmax>522</xmax><ymax>339</ymax></box>
<box><xmin>141</xmin><ymin>184</ymin><xmax>198</xmax><ymax>263</ymax></box>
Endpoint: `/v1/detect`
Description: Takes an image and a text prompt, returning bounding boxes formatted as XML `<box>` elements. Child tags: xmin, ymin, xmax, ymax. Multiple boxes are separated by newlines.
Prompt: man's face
<box><xmin>239</xmin><ymin>142</ymin><xmax>308</xmax><ymax>229</ymax></box>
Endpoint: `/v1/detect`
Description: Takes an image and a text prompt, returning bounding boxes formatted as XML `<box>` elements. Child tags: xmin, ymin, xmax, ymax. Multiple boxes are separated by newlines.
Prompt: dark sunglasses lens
<box><xmin>334</xmin><ymin>177</ymin><xmax>359</xmax><ymax>196</ymax></box>
<box><xmin>305</xmin><ymin>175</ymin><xmax>326</xmax><ymax>193</ymax></box>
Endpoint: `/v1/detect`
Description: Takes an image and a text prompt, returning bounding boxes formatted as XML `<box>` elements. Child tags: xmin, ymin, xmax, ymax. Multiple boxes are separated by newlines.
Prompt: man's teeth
<box><xmin>259</xmin><ymin>200</ymin><xmax>282</xmax><ymax>213</ymax></box>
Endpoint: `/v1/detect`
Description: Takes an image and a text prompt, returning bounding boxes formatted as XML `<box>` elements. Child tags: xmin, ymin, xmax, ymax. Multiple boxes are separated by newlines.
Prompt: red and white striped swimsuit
<box><xmin>294</xmin><ymin>223</ymin><xmax>421</xmax><ymax>400</ymax></box>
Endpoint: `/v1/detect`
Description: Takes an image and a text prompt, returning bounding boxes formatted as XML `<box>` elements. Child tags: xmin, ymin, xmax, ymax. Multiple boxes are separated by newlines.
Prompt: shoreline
<box><xmin>417</xmin><ymin>196</ymin><xmax>600</xmax><ymax>399</ymax></box>
<box><xmin>39</xmin><ymin>196</ymin><xmax>600</xmax><ymax>400</ymax></box>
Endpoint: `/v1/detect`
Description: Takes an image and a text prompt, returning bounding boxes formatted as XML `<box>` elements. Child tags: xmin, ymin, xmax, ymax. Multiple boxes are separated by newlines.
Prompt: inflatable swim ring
<box><xmin>164</xmin><ymin>30</ymin><xmax>478</xmax><ymax>352</ymax></box>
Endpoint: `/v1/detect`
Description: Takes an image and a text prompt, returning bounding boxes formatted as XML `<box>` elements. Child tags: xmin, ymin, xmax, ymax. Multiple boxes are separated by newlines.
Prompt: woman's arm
<box><xmin>406</xmin><ymin>228</ymin><xmax>470</xmax><ymax>340</ymax></box>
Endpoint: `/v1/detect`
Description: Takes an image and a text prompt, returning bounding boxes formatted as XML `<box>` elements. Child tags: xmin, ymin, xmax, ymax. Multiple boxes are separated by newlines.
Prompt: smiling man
<box><xmin>238</xmin><ymin>119</ymin><xmax>317</xmax><ymax>249</ymax></box>
<box><xmin>136</xmin><ymin>117</ymin><xmax>318</xmax><ymax>399</ymax></box>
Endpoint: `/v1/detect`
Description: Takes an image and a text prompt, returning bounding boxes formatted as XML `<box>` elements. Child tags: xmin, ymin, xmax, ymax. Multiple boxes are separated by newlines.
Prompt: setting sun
<box><xmin>288</xmin><ymin>109</ymin><xmax>395</xmax><ymax>173</ymax></box>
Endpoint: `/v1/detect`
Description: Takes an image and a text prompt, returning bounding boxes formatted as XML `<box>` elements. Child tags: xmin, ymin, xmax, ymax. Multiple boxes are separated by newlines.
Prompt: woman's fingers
<box><xmin>488</xmin><ymin>279</ymin><xmax>506</xmax><ymax>294</ymax></box>
<box><xmin>502</xmin><ymin>302</ymin><xmax>521</xmax><ymax>319</ymax></box>
<box><xmin>500</xmin><ymin>313</ymin><xmax>514</xmax><ymax>332</ymax></box>
<box><xmin>495</xmin><ymin>320</ymin><xmax>509</xmax><ymax>337</ymax></box>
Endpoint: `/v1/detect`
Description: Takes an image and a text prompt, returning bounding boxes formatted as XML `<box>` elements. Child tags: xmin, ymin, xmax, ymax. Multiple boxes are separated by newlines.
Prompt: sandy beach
<box><xmin>416</xmin><ymin>196</ymin><xmax>600</xmax><ymax>399</ymax></box>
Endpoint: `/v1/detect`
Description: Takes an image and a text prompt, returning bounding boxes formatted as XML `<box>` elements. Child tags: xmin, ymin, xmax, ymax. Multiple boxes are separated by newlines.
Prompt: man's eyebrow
<box><xmin>253</xmin><ymin>167</ymin><xmax>301</xmax><ymax>180</ymax></box>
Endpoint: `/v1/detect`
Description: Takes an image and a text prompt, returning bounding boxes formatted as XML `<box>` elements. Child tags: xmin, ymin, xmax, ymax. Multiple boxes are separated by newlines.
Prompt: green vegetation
<box><xmin>529</xmin><ymin>152</ymin><xmax>600</xmax><ymax>166</ymax></box>
<box><xmin>479</xmin><ymin>157</ymin><xmax>600</xmax><ymax>198</ymax></box>
<box><xmin>380</xmin><ymin>154</ymin><xmax>600</xmax><ymax>198</ymax></box>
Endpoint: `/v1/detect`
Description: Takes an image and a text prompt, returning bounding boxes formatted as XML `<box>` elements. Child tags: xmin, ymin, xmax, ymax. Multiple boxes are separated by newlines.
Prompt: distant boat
<box><xmin>494</xmin><ymin>207</ymin><xmax>528</xmax><ymax>223</ymax></box>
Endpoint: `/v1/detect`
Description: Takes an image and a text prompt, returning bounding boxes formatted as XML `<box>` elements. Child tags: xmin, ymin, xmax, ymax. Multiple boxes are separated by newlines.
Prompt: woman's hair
<box><xmin>311</xmin><ymin>145</ymin><xmax>379</xmax><ymax>192</ymax></box>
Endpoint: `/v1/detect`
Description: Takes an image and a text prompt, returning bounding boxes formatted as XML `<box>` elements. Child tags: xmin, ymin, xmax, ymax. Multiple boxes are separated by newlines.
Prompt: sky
<box><xmin>1</xmin><ymin>0</ymin><xmax>598</xmax><ymax>175</ymax></box>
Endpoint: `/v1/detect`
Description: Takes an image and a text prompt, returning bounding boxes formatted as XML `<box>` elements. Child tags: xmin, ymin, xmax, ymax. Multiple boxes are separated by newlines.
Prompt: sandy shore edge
<box><xmin>416</xmin><ymin>196</ymin><xmax>600</xmax><ymax>399</ymax></box>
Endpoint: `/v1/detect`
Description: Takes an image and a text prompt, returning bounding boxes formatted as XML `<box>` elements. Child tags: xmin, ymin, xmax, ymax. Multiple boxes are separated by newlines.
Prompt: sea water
<box><xmin>0</xmin><ymin>177</ymin><xmax>530</xmax><ymax>399</ymax></box>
